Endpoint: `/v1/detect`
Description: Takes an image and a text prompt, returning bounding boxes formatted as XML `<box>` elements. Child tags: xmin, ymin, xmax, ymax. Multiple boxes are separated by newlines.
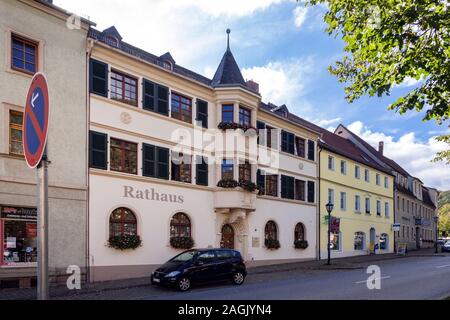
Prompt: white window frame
<box><xmin>328</xmin><ymin>156</ymin><xmax>335</xmax><ymax>171</ymax></box>
<box><xmin>355</xmin><ymin>195</ymin><xmax>361</xmax><ymax>213</ymax></box>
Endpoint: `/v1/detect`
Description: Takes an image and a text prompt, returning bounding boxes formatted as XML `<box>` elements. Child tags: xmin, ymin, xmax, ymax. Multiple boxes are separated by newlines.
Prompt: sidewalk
<box><xmin>0</xmin><ymin>249</ymin><xmax>445</xmax><ymax>300</ymax></box>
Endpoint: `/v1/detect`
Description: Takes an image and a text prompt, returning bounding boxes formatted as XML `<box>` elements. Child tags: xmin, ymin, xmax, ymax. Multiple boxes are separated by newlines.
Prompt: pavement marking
<box><xmin>355</xmin><ymin>276</ymin><xmax>391</xmax><ymax>284</ymax></box>
<box><xmin>436</xmin><ymin>264</ymin><xmax>450</xmax><ymax>269</ymax></box>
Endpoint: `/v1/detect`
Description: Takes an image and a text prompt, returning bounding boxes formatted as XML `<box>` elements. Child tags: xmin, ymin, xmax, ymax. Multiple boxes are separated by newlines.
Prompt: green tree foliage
<box><xmin>438</xmin><ymin>191</ymin><xmax>450</xmax><ymax>236</ymax></box>
<box><xmin>304</xmin><ymin>0</ymin><xmax>450</xmax><ymax>162</ymax></box>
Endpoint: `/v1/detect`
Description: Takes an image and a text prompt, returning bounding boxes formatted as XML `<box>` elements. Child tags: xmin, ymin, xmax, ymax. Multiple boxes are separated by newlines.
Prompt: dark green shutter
<box><xmin>257</xmin><ymin>169</ymin><xmax>265</xmax><ymax>192</ymax></box>
<box><xmin>143</xmin><ymin>79</ymin><xmax>155</xmax><ymax>112</ymax></box>
<box><xmin>281</xmin><ymin>131</ymin><xmax>288</xmax><ymax>152</ymax></box>
<box><xmin>89</xmin><ymin>131</ymin><xmax>107</xmax><ymax>170</ymax></box>
<box><xmin>157</xmin><ymin>85</ymin><xmax>169</xmax><ymax>115</ymax></box>
<box><xmin>196</xmin><ymin>155</ymin><xmax>208</xmax><ymax>186</ymax></box>
<box><xmin>288</xmin><ymin>133</ymin><xmax>295</xmax><ymax>154</ymax></box>
<box><xmin>196</xmin><ymin>99</ymin><xmax>208</xmax><ymax>129</ymax></box>
<box><xmin>307</xmin><ymin>181</ymin><xmax>315</xmax><ymax>203</ymax></box>
<box><xmin>257</xmin><ymin>121</ymin><xmax>266</xmax><ymax>145</ymax></box>
<box><xmin>156</xmin><ymin>147</ymin><xmax>170</xmax><ymax>180</ymax></box>
<box><xmin>143</xmin><ymin>80</ymin><xmax>168</xmax><ymax>116</ymax></box>
<box><xmin>143</xmin><ymin>144</ymin><xmax>156</xmax><ymax>177</ymax></box>
<box><xmin>89</xmin><ymin>59</ymin><xmax>108</xmax><ymax>97</ymax></box>
<box><xmin>308</xmin><ymin>140</ymin><xmax>315</xmax><ymax>161</ymax></box>
<box><xmin>143</xmin><ymin>144</ymin><xmax>169</xmax><ymax>180</ymax></box>
<box><xmin>281</xmin><ymin>175</ymin><xmax>295</xmax><ymax>199</ymax></box>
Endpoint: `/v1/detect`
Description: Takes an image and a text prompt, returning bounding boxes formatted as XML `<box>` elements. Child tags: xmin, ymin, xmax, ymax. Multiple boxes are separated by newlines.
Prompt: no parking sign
<box><xmin>23</xmin><ymin>72</ymin><xmax>49</xmax><ymax>169</ymax></box>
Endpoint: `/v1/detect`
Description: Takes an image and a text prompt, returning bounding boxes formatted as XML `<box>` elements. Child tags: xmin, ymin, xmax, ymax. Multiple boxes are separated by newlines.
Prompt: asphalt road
<box><xmin>54</xmin><ymin>254</ymin><xmax>450</xmax><ymax>300</ymax></box>
<box><xmin>146</xmin><ymin>255</ymin><xmax>450</xmax><ymax>300</ymax></box>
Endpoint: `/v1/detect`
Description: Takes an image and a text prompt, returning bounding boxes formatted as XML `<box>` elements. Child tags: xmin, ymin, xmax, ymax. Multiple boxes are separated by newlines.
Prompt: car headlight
<box><xmin>166</xmin><ymin>271</ymin><xmax>181</xmax><ymax>278</ymax></box>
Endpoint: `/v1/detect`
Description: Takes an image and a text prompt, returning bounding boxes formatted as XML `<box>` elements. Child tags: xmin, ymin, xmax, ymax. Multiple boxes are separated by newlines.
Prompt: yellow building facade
<box><xmin>318</xmin><ymin>132</ymin><xmax>395</xmax><ymax>259</ymax></box>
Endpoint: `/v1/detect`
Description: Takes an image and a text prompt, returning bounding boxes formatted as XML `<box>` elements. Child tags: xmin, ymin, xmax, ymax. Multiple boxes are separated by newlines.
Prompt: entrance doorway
<box><xmin>220</xmin><ymin>224</ymin><xmax>235</xmax><ymax>249</ymax></box>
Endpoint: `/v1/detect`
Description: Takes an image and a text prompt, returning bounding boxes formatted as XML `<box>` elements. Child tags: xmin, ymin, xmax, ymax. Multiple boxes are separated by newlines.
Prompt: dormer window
<box><xmin>163</xmin><ymin>61</ymin><xmax>172</xmax><ymax>71</ymax></box>
<box><xmin>105</xmin><ymin>36</ymin><xmax>120</xmax><ymax>48</ymax></box>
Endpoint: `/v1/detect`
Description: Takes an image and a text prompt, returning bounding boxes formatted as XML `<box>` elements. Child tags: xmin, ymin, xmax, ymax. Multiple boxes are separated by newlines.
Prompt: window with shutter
<box><xmin>143</xmin><ymin>143</ymin><xmax>169</xmax><ymax>180</ymax></box>
<box><xmin>89</xmin><ymin>59</ymin><xmax>108</xmax><ymax>97</ymax></box>
<box><xmin>143</xmin><ymin>79</ymin><xmax>155</xmax><ymax>111</ymax></box>
<box><xmin>281</xmin><ymin>131</ymin><xmax>295</xmax><ymax>155</ymax></box>
<box><xmin>307</xmin><ymin>181</ymin><xmax>315</xmax><ymax>203</ymax></box>
<box><xmin>196</xmin><ymin>155</ymin><xmax>209</xmax><ymax>186</ymax></box>
<box><xmin>157</xmin><ymin>147</ymin><xmax>170</xmax><ymax>180</ymax></box>
<box><xmin>257</xmin><ymin>169</ymin><xmax>265</xmax><ymax>191</ymax></box>
<box><xmin>143</xmin><ymin>80</ymin><xmax>169</xmax><ymax>116</ymax></box>
<box><xmin>295</xmin><ymin>179</ymin><xmax>306</xmax><ymax>201</ymax></box>
<box><xmin>281</xmin><ymin>175</ymin><xmax>295</xmax><ymax>200</ymax></box>
<box><xmin>307</xmin><ymin>140</ymin><xmax>315</xmax><ymax>161</ymax></box>
<box><xmin>196</xmin><ymin>99</ymin><xmax>208</xmax><ymax>128</ymax></box>
<box><xmin>257</xmin><ymin>121</ymin><xmax>266</xmax><ymax>145</ymax></box>
<box><xmin>171</xmin><ymin>152</ymin><xmax>192</xmax><ymax>183</ymax></box>
<box><xmin>143</xmin><ymin>144</ymin><xmax>156</xmax><ymax>177</ymax></box>
<box><xmin>266</xmin><ymin>175</ymin><xmax>278</xmax><ymax>197</ymax></box>
<box><xmin>89</xmin><ymin>131</ymin><xmax>108</xmax><ymax>170</ymax></box>
<box><xmin>296</xmin><ymin>137</ymin><xmax>306</xmax><ymax>158</ymax></box>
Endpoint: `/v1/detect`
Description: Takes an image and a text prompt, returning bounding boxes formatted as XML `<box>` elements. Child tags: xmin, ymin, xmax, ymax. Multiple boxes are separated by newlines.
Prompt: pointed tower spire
<box><xmin>211</xmin><ymin>29</ymin><xmax>245</xmax><ymax>87</ymax></box>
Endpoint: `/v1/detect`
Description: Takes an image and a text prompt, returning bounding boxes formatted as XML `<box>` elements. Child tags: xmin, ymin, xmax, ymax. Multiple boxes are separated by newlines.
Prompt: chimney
<box><xmin>379</xmin><ymin>141</ymin><xmax>384</xmax><ymax>155</ymax></box>
<box><xmin>245</xmin><ymin>80</ymin><xmax>259</xmax><ymax>93</ymax></box>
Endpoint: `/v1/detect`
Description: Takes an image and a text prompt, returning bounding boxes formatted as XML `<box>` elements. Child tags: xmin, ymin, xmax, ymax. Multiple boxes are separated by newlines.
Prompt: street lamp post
<box><xmin>434</xmin><ymin>216</ymin><xmax>439</xmax><ymax>254</ymax></box>
<box><xmin>326</xmin><ymin>202</ymin><xmax>334</xmax><ymax>266</ymax></box>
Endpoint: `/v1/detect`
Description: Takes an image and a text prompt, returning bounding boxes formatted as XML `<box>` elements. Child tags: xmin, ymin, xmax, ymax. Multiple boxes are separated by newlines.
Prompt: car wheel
<box><xmin>232</xmin><ymin>272</ymin><xmax>245</xmax><ymax>285</ymax></box>
<box><xmin>177</xmin><ymin>277</ymin><xmax>191</xmax><ymax>292</ymax></box>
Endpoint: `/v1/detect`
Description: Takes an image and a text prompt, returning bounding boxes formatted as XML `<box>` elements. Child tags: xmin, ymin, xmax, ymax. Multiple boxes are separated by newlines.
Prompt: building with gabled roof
<box><xmin>335</xmin><ymin>124</ymin><xmax>438</xmax><ymax>251</ymax></box>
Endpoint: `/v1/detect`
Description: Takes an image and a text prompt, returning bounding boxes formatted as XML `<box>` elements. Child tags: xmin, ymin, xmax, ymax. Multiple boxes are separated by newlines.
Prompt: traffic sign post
<box><xmin>23</xmin><ymin>73</ymin><xmax>50</xmax><ymax>300</ymax></box>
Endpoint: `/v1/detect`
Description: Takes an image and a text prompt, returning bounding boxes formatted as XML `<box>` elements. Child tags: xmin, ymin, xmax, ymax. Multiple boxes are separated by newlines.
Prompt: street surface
<box><xmin>56</xmin><ymin>254</ymin><xmax>450</xmax><ymax>300</ymax></box>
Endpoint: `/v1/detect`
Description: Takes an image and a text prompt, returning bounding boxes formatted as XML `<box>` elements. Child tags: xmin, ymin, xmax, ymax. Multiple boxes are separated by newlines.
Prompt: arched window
<box><xmin>265</xmin><ymin>221</ymin><xmax>278</xmax><ymax>241</ymax></box>
<box><xmin>295</xmin><ymin>223</ymin><xmax>306</xmax><ymax>241</ymax></box>
<box><xmin>109</xmin><ymin>207</ymin><xmax>137</xmax><ymax>237</ymax></box>
<box><xmin>170</xmin><ymin>213</ymin><xmax>191</xmax><ymax>238</ymax></box>
<box><xmin>354</xmin><ymin>232</ymin><xmax>366</xmax><ymax>250</ymax></box>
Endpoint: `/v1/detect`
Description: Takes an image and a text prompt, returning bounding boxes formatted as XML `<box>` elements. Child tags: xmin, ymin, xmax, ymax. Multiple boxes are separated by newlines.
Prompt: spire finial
<box><xmin>226</xmin><ymin>29</ymin><xmax>231</xmax><ymax>50</ymax></box>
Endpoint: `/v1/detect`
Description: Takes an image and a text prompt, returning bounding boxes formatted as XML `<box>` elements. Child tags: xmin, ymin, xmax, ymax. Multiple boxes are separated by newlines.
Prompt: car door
<box><xmin>191</xmin><ymin>251</ymin><xmax>218</xmax><ymax>283</ymax></box>
<box><xmin>215</xmin><ymin>250</ymin><xmax>234</xmax><ymax>280</ymax></box>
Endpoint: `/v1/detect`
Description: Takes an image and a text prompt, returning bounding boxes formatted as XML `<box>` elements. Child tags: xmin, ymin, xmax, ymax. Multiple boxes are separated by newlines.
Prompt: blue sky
<box><xmin>55</xmin><ymin>0</ymin><xmax>449</xmax><ymax>189</ymax></box>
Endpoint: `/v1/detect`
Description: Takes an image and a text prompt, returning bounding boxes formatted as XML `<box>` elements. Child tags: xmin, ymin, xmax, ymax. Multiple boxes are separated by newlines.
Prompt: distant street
<box><xmin>51</xmin><ymin>254</ymin><xmax>450</xmax><ymax>300</ymax></box>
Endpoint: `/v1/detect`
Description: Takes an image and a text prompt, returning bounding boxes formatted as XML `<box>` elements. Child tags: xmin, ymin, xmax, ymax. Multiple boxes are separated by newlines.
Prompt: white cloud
<box><xmin>293</xmin><ymin>6</ymin><xmax>308</xmax><ymax>28</ymax></box>
<box><xmin>172</xmin><ymin>0</ymin><xmax>287</xmax><ymax>17</ymax></box>
<box><xmin>242</xmin><ymin>57</ymin><xmax>316</xmax><ymax>107</ymax></box>
<box><xmin>313</xmin><ymin>117</ymin><xmax>342</xmax><ymax>127</ymax></box>
<box><xmin>347</xmin><ymin>121</ymin><xmax>450</xmax><ymax>190</ymax></box>
<box><xmin>394</xmin><ymin>76</ymin><xmax>424</xmax><ymax>88</ymax></box>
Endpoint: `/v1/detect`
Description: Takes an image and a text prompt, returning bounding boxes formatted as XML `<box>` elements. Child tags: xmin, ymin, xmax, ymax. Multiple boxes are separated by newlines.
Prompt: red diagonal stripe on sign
<box><xmin>27</xmin><ymin>106</ymin><xmax>44</xmax><ymax>142</ymax></box>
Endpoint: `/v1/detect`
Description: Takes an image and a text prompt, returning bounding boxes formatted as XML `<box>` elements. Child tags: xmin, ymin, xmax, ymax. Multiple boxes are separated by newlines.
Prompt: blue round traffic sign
<box><xmin>23</xmin><ymin>73</ymin><xmax>49</xmax><ymax>169</ymax></box>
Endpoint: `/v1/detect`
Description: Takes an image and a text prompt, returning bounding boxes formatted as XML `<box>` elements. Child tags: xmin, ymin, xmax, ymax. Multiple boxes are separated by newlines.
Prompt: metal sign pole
<box><xmin>37</xmin><ymin>149</ymin><xmax>49</xmax><ymax>300</ymax></box>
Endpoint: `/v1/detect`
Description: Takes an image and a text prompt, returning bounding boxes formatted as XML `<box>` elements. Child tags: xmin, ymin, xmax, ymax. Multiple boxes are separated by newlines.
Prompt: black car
<box><xmin>151</xmin><ymin>249</ymin><xmax>247</xmax><ymax>291</ymax></box>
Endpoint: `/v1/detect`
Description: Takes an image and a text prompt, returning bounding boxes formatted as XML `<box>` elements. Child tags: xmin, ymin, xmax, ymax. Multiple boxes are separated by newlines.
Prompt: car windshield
<box><xmin>170</xmin><ymin>250</ymin><xmax>199</xmax><ymax>262</ymax></box>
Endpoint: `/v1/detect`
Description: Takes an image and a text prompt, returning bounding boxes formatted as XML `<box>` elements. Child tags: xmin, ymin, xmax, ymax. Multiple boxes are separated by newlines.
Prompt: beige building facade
<box><xmin>0</xmin><ymin>0</ymin><xmax>91</xmax><ymax>287</ymax></box>
<box><xmin>87</xmin><ymin>26</ymin><xmax>321</xmax><ymax>282</ymax></box>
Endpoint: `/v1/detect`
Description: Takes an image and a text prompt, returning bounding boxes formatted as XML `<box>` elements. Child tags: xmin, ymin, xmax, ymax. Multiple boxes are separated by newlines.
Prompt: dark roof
<box><xmin>159</xmin><ymin>52</ymin><xmax>175</xmax><ymax>65</ymax></box>
<box><xmin>102</xmin><ymin>26</ymin><xmax>122</xmax><ymax>40</ymax></box>
<box><xmin>318</xmin><ymin>129</ymin><xmax>393</xmax><ymax>175</ymax></box>
<box><xmin>89</xmin><ymin>27</ymin><xmax>259</xmax><ymax>95</ymax></box>
<box><xmin>422</xmin><ymin>187</ymin><xmax>437</xmax><ymax>208</ymax></box>
<box><xmin>89</xmin><ymin>28</ymin><xmax>212</xmax><ymax>87</ymax></box>
<box><xmin>335</xmin><ymin>124</ymin><xmax>411</xmax><ymax>177</ymax></box>
<box><xmin>212</xmin><ymin>49</ymin><xmax>246</xmax><ymax>87</ymax></box>
<box><xmin>259</xmin><ymin>102</ymin><xmax>321</xmax><ymax>134</ymax></box>
<box><xmin>395</xmin><ymin>182</ymin><xmax>416</xmax><ymax>199</ymax></box>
